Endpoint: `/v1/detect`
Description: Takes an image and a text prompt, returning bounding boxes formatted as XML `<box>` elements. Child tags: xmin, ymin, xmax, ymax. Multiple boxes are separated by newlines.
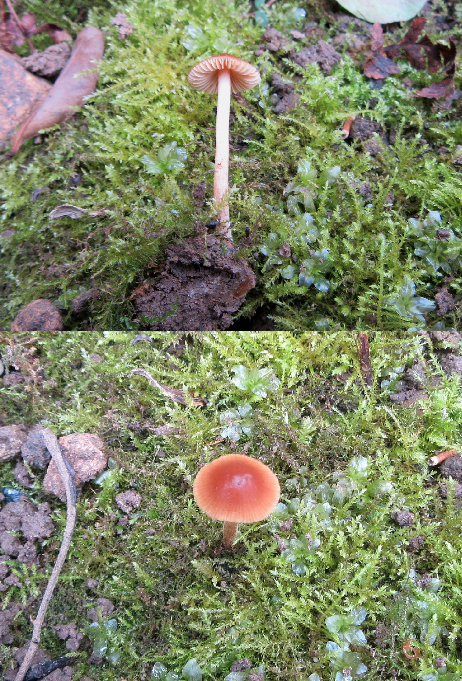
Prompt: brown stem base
<box><xmin>223</xmin><ymin>521</ymin><xmax>238</xmax><ymax>548</ymax></box>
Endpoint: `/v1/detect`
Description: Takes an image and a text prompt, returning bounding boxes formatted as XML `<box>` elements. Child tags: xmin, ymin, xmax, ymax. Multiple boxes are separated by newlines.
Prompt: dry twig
<box><xmin>14</xmin><ymin>428</ymin><xmax>77</xmax><ymax>681</ymax></box>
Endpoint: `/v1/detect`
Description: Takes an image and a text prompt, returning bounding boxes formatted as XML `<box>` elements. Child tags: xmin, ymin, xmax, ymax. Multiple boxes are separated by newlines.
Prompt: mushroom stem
<box><xmin>214</xmin><ymin>68</ymin><xmax>231</xmax><ymax>239</ymax></box>
<box><xmin>223</xmin><ymin>520</ymin><xmax>238</xmax><ymax>548</ymax></box>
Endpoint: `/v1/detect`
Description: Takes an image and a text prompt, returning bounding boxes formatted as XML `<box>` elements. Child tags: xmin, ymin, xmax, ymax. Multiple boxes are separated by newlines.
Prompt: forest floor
<box><xmin>1</xmin><ymin>331</ymin><xmax>462</xmax><ymax>680</ymax></box>
<box><xmin>1</xmin><ymin>0</ymin><xmax>462</xmax><ymax>330</ymax></box>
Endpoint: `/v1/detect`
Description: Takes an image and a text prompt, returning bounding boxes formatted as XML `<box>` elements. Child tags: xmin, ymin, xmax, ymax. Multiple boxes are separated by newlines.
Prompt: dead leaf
<box><xmin>130</xmin><ymin>368</ymin><xmax>207</xmax><ymax>406</ymax></box>
<box><xmin>0</xmin><ymin>49</ymin><xmax>51</xmax><ymax>149</ymax></box>
<box><xmin>402</xmin><ymin>639</ymin><xmax>421</xmax><ymax>659</ymax></box>
<box><xmin>363</xmin><ymin>18</ymin><xmax>457</xmax><ymax>100</ymax></box>
<box><xmin>110</xmin><ymin>13</ymin><xmax>134</xmax><ymax>40</ymax></box>
<box><xmin>363</xmin><ymin>23</ymin><xmax>401</xmax><ymax>79</ymax></box>
<box><xmin>0</xmin><ymin>14</ymin><xmax>24</xmax><ymax>51</ymax></box>
<box><xmin>413</xmin><ymin>73</ymin><xmax>455</xmax><ymax>99</ymax></box>
<box><xmin>9</xmin><ymin>25</ymin><xmax>104</xmax><ymax>156</ymax></box>
<box><xmin>49</xmin><ymin>204</ymin><xmax>107</xmax><ymax>219</ymax></box>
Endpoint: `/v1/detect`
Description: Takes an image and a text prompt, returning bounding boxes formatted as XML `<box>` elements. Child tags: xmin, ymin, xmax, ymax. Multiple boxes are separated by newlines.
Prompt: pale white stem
<box><xmin>214</xmin><ymin>68</ymin><xmax>231</xmax><ymax>239</ymax></box>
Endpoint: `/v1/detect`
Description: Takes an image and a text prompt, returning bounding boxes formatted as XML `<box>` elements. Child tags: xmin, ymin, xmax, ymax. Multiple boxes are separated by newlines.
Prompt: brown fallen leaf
<box><xmin>363</xmin><ymin>23</ymin><xmax>401</xmax><ymax>79</ymax></box>
<box><xmin>0</xmin><ymin>49</ymin><xmax>51</xmax><ymax>149</ymax></box>
<box><xmin>402</xmin><ymin>639</ymin><xmax>421</xmax><ymax>659</ymax></box>
<box><xmin>130</xmin><ymin>368</ymin><xmax>207</xmax><ymax>406</ymax></box>
<box><xmin>9</xmin><ymin>25</ymin><xmax>104</xmax><ymax>156</ymax></box>
<box><xmin>48</xmin><ymin>204</ymin><xmax>107</xmax><ymax>219</ymax></box>
<box><xmin>363</xmin><ymin>18</ymin><xmax>457</xmax><ymax>100</ymax></box>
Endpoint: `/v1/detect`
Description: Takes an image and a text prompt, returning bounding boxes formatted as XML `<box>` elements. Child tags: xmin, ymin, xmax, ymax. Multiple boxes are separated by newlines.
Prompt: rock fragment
<box><xmin>10</xmin><ymin>299</ymin><xmax>63</xmax><ymax>331</ymax></box>
<box><xmin>0</xmin><ymin>425</ymin><xmax>27</xmax><ymax>461</ymax></box>
<box><xmin>43</xmin><ymin>433</ymin><xmax>107</xmax><ymax>501</ymax></box>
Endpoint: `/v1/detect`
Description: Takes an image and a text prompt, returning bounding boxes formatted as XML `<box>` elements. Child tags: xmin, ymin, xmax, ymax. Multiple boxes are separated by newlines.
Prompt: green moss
<box><xmin>1</xmin><ymin>331</ymin><xmax>462</xmax><ymax>679</ymax></box>
<box><xmin>1</xmin><ymin>2</ymin><xmax>462</xmax><ymax>328</ymax></box>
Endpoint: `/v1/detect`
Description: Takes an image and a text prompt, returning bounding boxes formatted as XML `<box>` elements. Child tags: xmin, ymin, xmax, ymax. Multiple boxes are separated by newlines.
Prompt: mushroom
<box><xmin>193</xmin><ymin>453</ymin><xmax>280</xmax><ymax>548</ymax></box>
<box><xmin>188</xmin><ymin>54</ymin><xmax>260</xmax><ymax>239</ymax></box>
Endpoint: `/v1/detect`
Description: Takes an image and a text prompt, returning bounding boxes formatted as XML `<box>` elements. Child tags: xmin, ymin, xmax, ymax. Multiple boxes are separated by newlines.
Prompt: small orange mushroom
<box><xmin>188</xmin><ymin>54</ymin><xmax>260</xmax><ymax>238</ymax></box>
<box><xmin>193</xmin><ymin>453</ymin><xmax>280</xmax><ymax>548</ymax></box>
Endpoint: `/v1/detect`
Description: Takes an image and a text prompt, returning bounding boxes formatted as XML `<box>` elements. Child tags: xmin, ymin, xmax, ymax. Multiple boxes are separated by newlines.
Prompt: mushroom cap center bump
<box><xmin>193</xmin><ymin>453</ymin><xmax>280</xmax><ymax>523</ymax></box>
<box><xmin>188</xmin><ymin>54</ymin><xmax>261</xmax><ymax>94</ymax></box>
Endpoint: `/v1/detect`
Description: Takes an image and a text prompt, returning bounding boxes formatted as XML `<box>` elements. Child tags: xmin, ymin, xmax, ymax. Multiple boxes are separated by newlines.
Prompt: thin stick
<box><xmin>428</xmin><ymin>449</ymin><xmax>458</xmax><ymax>466</ymax></box>
<box><xmin>14</xmin><ymin>429</ymin><xmax>76</xmax><ymax>681</ymax></box>
<box><xmin>4</xmin><ymin>0</ymin><xmax>36</xmax><ymax>53</ymax></box>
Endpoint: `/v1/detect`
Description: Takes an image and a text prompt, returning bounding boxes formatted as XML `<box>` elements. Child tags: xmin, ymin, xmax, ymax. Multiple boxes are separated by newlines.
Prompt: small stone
<box><xmin>291</xmin><ymin>39</ymin><xmax>340</xmax><ymax>74</ymax></box>
<box><xmin>435</xmin><ymin>287</ymin><xmax>455</xmax><ymax>315</ymax></box>
<box><xmin>72</xmin><ymin>288</ymin><xmax>101</xmax><ymax>314</ymax></box>
<box><xmin>22</xmin><ymin>42</ymin><xmax>71</xmax><ymax>78</ymax></box>
<box><xmin>405</xmin><ymin>361</ymin><xmax>427</xmax><ymax>389</ymax></box>
<box><xmin>13</xmin><ymin>461</ymin><xmax>33</xmax><ymax>488</ymax></box>
<box><xmin>88</xmin><ymin>597</ymin><xmax>115</xmax><ymax>621</ymax></box>
<box><xmin>350</xmin><ymin>116</ymin><xmax>383</xmax><ymax>141</ymax></box>
<box><xmin>90</xmin><ymin>354</ymin><xmax>105</xmax><ymax>363</ymax></box>
<box><xmin>87</xmin><ymin>578</ymin><xmax>98</xmax><ymax>589</ymax></box>
<box><xmin>230</xmin><ymin>659</ymin><xmax>252</xmax><ymax>672</ymax></box>
<box><xmin>3</xmin><ymin>372</ymin><xmax>25</xmax><ymax>387</ymax></box>
<box><xmin>389</xmin><ymin>389</ymin><xmax>427</xmax><ymax>406</ymax></box>
<box><xmin>110</xmin><ymin>12</ymin><xmax>135</xmax><ymax>39</ymax></box>
<box><xmin>11</xmin><ymin>299</ymin><xmax>63</xmax><ymax>331</ymax></box>
<box><xmin>391</xmin><ymin>510</ymin><xmax>415</xmax><ymax>527</ymax></box>
<box><xmin>0</xmin><ymin>533</ymin><xmax>23</xmax><ymax>557</ymax></box>
<box><xmin>440</xmin><ymin>454</ymin><xmax>462</xmax><ymax>483</ymax></box>
<box><xmin>115</xmin><ymin>490</ymin><xmax>142</xmax><ymax>513</ymax></box>
<box><xmin>407</xmin><ymin>535</ymin><xmax>425</xmax><ymax>552</ymax></box>
<box><xmin>358</xmin><ymin>182</ymin><xmax>371</xmax><ymax>198</ymax></box>
<box><xmin>0</xmin><ymin>425</ymin><xmax>27</xmax><ymax>462</ymax></box>
<box><xmin>439</xmin><ymin>354</ymin><xmax>462</xmax><ymax>381</ymax></box>
<box><xmin>43</xmin><ymin>433</ymin><xmax>107</xmax><ymax>501</ymax></box>
<box><xmin>21</xmin><ymin>425</ymin><xmax>51</xmax><ymax>469</ymax></box>
<box><xmin>365</xmin><ymin>138</ymin><xmax>381</xmax><ymax>155</ymax></box>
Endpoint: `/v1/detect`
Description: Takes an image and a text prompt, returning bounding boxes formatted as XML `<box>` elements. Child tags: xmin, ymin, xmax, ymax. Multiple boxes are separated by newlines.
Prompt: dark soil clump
<box><xmin>131</xmin><ymin>235</ymin><xmax>256</xmax><ymax>330</ymax></box>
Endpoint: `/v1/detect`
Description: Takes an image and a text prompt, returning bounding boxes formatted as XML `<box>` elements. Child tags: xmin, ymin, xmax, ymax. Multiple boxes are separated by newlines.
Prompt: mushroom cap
<box><xmin>193</xmin><ymin>453</ymin><xmax>280</xmax><ymax>523</ymax></box>
<box><xmin>188</xmin><ymin>54</ymin><xmax>261</xmax><ymax>94</ymax></box>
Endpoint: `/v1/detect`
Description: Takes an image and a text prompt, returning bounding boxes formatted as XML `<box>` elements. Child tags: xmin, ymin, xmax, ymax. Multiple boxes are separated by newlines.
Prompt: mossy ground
<box><xmin>1</xmin><ymin>1</ymin><xmax>462</xmax><ymax>329</ymax></box>
<box><xmin>1</xmin><ymin>331</ymin><xmax>462</xmax><ymax>680</ymax></box>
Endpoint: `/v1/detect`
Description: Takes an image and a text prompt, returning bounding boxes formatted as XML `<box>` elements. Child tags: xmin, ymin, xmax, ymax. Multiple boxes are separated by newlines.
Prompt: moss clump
<box><xmin>1</xmin><ymin>331</ymin><xmax>462</xmax><ymax>679</ymax></box>
<box><xmin>1</xmin><ymin>2</ymin><xmax>462</xmax><ymax>329</ymax></box>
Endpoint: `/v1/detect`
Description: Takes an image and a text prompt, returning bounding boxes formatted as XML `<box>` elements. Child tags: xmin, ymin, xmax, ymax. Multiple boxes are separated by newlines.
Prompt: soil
<box><xmin>10</xmin><ymin>299</ymin><xmax>64</xmax><ymax>332</ymax></box>
<box><xmin>22</xmin><ymin>42</ymin><xmax>71</xmax><ymax>79</ymax></box>
<box><xmin>131</xmin><ymin>235</ymin><xmax>256</xmax><ymax>330</ymax></box>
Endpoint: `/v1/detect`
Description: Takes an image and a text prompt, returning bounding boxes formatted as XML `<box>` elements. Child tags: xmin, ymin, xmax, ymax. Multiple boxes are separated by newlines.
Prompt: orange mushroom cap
<box><xmin>193</xmin><ymin>453</ymin><xmax>280</xmax><ymax>523</ymax></box>
<box><xmin>188</xmin><ymin>54</ymin><xmax>261</xmax><ymax>95</ymax></box>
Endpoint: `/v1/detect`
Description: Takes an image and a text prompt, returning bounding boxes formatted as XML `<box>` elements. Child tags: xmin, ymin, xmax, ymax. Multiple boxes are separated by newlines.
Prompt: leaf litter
<box><xmin>363</xmin><ymin>18</ymin><xmax>456</xmax><ymax>100</ymax></box>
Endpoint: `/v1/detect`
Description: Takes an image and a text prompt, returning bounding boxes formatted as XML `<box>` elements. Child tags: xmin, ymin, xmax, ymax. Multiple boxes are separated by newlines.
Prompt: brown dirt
<box><xmin>10</xmin><ymin>299</ymin><xmax>63</xmax><ymax>331</ymax></box>
<box><xmin>291</xmin><ymin>39</ymin><xmax>341</xmax><ymax>74</ymax></box>
<box><xmin>115</xmin><ymin>490</ymin><xmax>142</xmax><ymax>513</ymax></box>
<box><xmin>435</xmin><ymin>286</ymin><xmax>455</xmax><ymax>315</ymax></box>
<box><xmin>131</xmin><ymin>235</ymin><xmax>256</xmax><ymax>330</ymax></box>
<box><xmin>22</xmin><ymin>42</ymin><xmax>71</xmax><ymax>79</ymax></box>
<box><xmin>440</xmin><ymin>454</ymin><xmax>462</xmax><ymax>483</ymax></box>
